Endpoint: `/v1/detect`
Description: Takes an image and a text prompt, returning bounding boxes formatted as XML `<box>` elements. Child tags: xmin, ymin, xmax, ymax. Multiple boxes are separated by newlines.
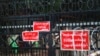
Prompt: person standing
<box><xmin>46</xmin><ymin>34</ymin><xmax>56</xmax><ymax>56</ymax></box>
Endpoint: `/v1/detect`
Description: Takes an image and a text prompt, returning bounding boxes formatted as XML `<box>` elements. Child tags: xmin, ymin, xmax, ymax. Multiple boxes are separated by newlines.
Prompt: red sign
<box><xmin>22</xmin><ymin>31</ymin><xmax>39</xmax><ymax>41</ymax></box>
<box><xmin>60</xmin><ymin>30</ymin><xmax>90</xmax><ymax>51</ymax></box>
<box><xmin>33</xmin><ymin>21</ymin><xmax>50</xmax><ymax>32</ymax></box>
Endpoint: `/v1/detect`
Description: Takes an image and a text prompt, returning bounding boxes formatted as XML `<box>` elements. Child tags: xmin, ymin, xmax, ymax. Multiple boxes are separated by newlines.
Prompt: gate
<box><xmin>0</xmin><ymin>0</ymin><xmax>100</xmax><ymax>56</ymax></box>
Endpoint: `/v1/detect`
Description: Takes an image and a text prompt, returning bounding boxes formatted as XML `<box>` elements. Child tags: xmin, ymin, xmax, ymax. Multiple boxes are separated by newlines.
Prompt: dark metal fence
<box><xmin>0</xmin><ymin>0</ymin><xmax>100</xmax><ymax>56</ymax></box>
<box><xmin>0</xmin><ymin>47</ymin><xmax>48</xmax><ymax>56</ymax></box>
<box><xmin>0</xmin><ymin>47</ymin><xmax>74</xmax><ymax>56</ymax></box>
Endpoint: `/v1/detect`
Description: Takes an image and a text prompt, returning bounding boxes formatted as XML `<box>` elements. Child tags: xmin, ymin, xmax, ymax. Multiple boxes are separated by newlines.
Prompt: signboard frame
<box><xmin>33</xmin><ymin>21</ymin><xmax>50</xmax><ymax>32</ymax></box>
<box><xmin>22</xmin><ymin>31</ymin><xmax>39</xmax><ymax>41</ymax></box>
<box><xmin>60</xmin><ymin>30</ymin><xmax>90</xmax><ymax>51</ymax></box>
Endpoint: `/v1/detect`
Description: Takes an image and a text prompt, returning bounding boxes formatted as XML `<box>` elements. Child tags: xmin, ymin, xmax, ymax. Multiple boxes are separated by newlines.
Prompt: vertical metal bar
<box><xmin>42</xmin><ymin>49</ymin><xmax>44</xmax><ymax>56</ymax></box>
<box><xmin>28</xmin><ymin>48</ymin><xmax>29</xmax><ymax>56</ymax></box>
<box><xmin>25</xmin><ymin>48</ymin><xmax>26</xmax><ymax>56</ymax></box>
<box><xmin>0</xmin><ymin>48</ymin><xmax>1</xmax><ymax>56</ymax></box>
<box><xmin>22</xmin><ymin>48</ymin><xmax>24</xmax><ymax>56</ymax></box>
<box><xmin>29</xmin><ymin>48</ymin><xmax>30</xmax><ymax>56</ymax></box>
<box><xmin>39</xmin><ymin>48</ymin><xmax>40</xmax><ymax>56</ymax></box>
<box><xmin>62</xmin><ymin>51</ymin><xmax>64</xmax><ymax>56</ymax></box>
<box><xmin>42</xmin><ymin>48</ymin><xmax>43</xmax><ymax>56</ymax></box>
<box><xmin>36</xmin><ymin>48</ymin><xmax>38</xmax><ymax>56</ymax></box>
<box><xmin>30</xmin><ymin>47</ymin><xmax>32</xmax><ymax>56</ymax></box>
<box><xmin>60</xmin><ymin>51</ymin><xmax>62</xmax><ymax>56</ymax></box>
<box><xmin>58</xmin><ymin>49</ymin><xmax>60</xmax><ymax>56</ymax></box>
<box><xmin>8</xmin><ymin>48</ymin><xmax>10</xmax><ymax>56</ymax></box>
<box><xmin>45</xmin><ymin>48</ymin><xmax>46</xmax><ymax>56</ymax></box>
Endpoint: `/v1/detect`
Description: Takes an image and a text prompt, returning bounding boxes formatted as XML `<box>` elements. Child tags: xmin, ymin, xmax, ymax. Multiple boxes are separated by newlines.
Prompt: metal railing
<box><xmin>0</xmin><ymin>0</ymin><xmax>100</xmax><ymax>56</ymax></box>
<box><xmin>0</xmin><ymin>47</ymin><xmax>69</xmax><ymax>56</ymax></box>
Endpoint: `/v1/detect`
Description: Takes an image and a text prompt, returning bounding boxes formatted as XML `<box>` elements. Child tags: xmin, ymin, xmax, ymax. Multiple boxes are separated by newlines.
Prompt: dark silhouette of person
<box><xmin>46</xmin><ymin>34</ymin><xmax>56</xmax><ymax>56</ymax></box>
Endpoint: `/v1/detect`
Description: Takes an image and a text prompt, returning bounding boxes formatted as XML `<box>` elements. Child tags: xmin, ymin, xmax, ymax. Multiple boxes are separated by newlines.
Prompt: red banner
<box><xmin>33</xmin><ymin>21</ymin><xmax>50</xmax><ymax>32</ymax></box>
<box><xmin>22</xmin><ymin>31</ymin><xmax>39</xmax><ymax>41</ymax></box>
<box><xmin>60</xmin><ymin>30</ymin><xmax>90</xmax><ymax>51</ymax></box>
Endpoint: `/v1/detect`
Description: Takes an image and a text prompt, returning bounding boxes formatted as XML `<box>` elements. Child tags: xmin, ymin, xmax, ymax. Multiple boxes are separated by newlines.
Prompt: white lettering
<box><xmin>37</xmin><ymin>26</ymin><xmax>47</xmax><ymax>29</ymax></box>
<box><xmin>62</xmin><ymin>33</ymin><xmax>87</xmax><ymax>36</ymax></box>
<box><xmin>74</xmin><ymin>38</ymin><xmax>86</xmax><ymax>42</ymax></box>
<box><xmin>64</xmin><ymin>44</ymin><xmax>73</xmax><ymax>47</ymax></box>
<box><xmin>35</xmin><ymin>23</ymin><xmax>49</xmax><ymax>25</ymax></box>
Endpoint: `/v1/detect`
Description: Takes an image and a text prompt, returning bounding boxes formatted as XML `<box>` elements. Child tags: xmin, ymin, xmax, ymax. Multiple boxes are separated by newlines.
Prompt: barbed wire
<box><xmin>0</xmin><ymin>0</ymin><xmax>99</xmax><ymax>16</ymax></box>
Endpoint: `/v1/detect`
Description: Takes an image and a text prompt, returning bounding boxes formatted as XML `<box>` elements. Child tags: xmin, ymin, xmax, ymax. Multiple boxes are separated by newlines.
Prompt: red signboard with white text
<box><xmin>33</xmin><ymin>21</ymin><xmax>50</xmax><ymax>32</ymax></box>
<box><xmin>60</xmin><ymin>30</ymin><xmax>90</xmax><ymax>51</ymax></box>
<box><xmin>22</xmin><ymin>31</ymin><xmax>39</xmax><ymax>41</ymax></box>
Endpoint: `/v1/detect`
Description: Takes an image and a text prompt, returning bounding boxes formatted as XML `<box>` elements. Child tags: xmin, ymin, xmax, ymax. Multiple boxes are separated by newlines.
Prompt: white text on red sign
<box><xmin>60</xmin><ymin>30</ymin><xmax>90</xmax><ymax>51</ymax></box>
<box><xmin>33</xmin><ymin>21</ymin><xmax>50</xmax><ymax>32</ymax></box>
